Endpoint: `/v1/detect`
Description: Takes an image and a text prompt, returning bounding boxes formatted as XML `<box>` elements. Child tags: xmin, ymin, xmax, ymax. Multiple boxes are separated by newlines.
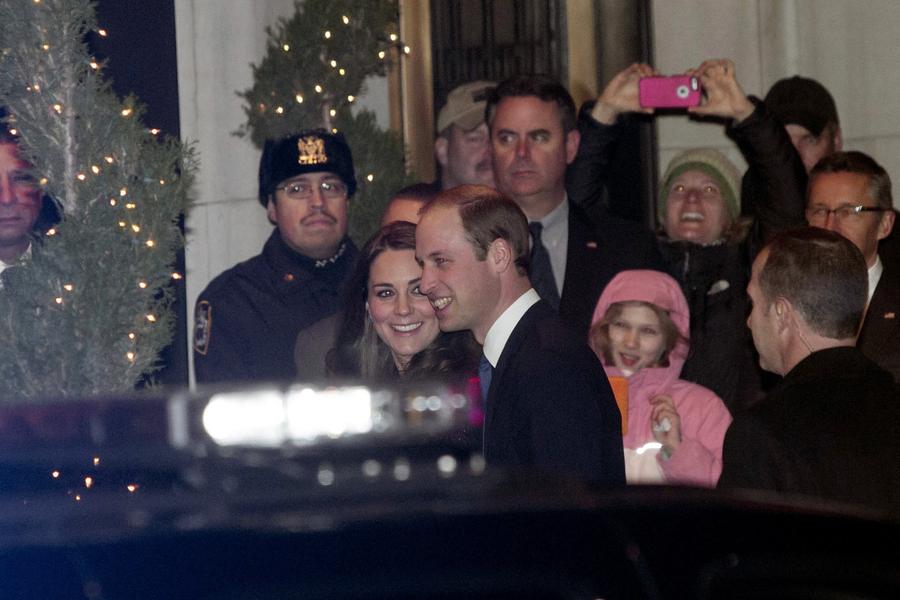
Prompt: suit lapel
<box><xmin>858</xmin><ymin>263</ymin><xmax>900</xmax><ymax>355</ymax></box>
<box><xmin>484</xmin><ymin>302</ymin><xmax>550</xmax><ymax>433</ymax></box>
<box><xmin>561</xmin><ymin>206</ymin><xmax>601</xmax><ymax>318</ymax></box>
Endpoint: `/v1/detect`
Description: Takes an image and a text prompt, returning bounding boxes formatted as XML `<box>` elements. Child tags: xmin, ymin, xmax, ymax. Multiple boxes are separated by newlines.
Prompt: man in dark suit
<box><xmin>486</xmin><ymin>75</ymin><xmax>662</xmax><ymax>336</ymax></box>
<box><xmin>719</xmin><ymin>228</ymin><xmax>900</xmax><ymax>514</ymax></box>
<box><xmin>415</xmin><ymin>185</ymin><xmax>625</xmax><ymax>485</ymax></box>
<box><xmin>805</xmin><ymin>151</ymin><xmax>898</xmax><ymax>382</ymax></box>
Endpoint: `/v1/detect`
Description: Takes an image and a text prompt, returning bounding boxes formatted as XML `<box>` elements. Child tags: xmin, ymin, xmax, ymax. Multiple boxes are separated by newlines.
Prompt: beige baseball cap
<box><xmin>436</xmin><ymin>80</ymin><xmax>496</xmax><ymax>133</ymax></box>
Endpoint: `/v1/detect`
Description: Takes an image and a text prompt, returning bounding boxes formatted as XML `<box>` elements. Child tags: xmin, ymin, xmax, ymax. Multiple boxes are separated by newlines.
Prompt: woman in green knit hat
<box><xmin>658</xmin><ymin>148</ymin><xmax>743</xmax><ymax>246</ymax></box>
<box><xmin>655</xmin><ymin>148</ymin><xmax>760</xmax><ymax>411</ymax></box>
<box><xmin>568</xmin><ymin>62</ymin><xmax>805</xmax><ymax>410</ymax></box>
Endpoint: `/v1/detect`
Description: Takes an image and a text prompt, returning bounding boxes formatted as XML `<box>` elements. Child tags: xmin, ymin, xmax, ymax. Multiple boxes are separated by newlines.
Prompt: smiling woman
<box><xmin>658</xmin><ymin>148</ymin><xmax>742</xmax><ymax>245</ymax></box>
<box><xmin>367</xmin><ymin>246</ymin><xmax>441</xmax><ymax>371</ymax></box>
<box><xmin>649</xmin><ymin>148</ymin><xmax>768</xmax><ymax>411</ymax></box>
<box><xmin>326</xmin><ymin>220</ymin><xmax>479</xmax><ymax>380</ymax></box>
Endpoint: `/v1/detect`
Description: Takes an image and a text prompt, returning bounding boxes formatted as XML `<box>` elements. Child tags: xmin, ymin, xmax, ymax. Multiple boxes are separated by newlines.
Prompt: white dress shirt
<box><xmin>482</xmin><ymin>288</ymin><xmax>540</xmax><ymax>367</ymax></box>
<box><xmin>867</xmin><ymin>255</ymin><xmax>884</xmax><ymax>305</ymax></box>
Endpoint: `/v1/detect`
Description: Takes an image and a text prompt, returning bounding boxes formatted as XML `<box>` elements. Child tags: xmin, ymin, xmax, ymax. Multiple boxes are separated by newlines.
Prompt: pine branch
<box><xmin>0</xmin><ymin>0</ymin><xmax>196</xmax><ymax>401</ymax></box>
<box><xmin>235</xmin><ymin>0</ymin><xmax>414</xmax><ymax>246</ymax></box>
<box><xmin>62</xmin><ymin>61</ymin><xmax>77</xmax><ymax>213</ymax></box>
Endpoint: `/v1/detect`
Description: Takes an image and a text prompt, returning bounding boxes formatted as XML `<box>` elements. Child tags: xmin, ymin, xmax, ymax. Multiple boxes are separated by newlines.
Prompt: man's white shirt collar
<box><xmin>481</xmin><ymin>288</ymin><xmax>540</xmax><ymax>367</ymax></box>
<box><xmin>867</xmin><ymin>255</ymin><xmax>884</xmax><ymax>305</ymax></box>
<box><xmin>0</xmin><ymin>243</ymin><xmax>32</xmax><ymax>276</ymax></box>
<box><xmin>535</xmin><ymin>195</ymin><xmax>568</xmax><ymax>230</ymax></box>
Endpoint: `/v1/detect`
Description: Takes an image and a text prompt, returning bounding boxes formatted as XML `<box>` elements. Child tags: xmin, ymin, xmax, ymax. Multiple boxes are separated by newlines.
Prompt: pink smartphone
<box><xmin>639</xmin><ymin>75</ymin><xmax>701</xmax><ymax>108</ymax></box>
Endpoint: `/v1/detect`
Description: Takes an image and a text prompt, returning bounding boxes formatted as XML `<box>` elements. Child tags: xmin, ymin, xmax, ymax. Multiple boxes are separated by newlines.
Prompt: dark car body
<box><xmin>0</xmin><ymin>388</ymin><xmax>897</xmax><ymax>599</ymax></box>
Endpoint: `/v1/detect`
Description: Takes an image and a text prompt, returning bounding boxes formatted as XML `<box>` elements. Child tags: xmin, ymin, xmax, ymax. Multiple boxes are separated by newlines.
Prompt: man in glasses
<box><xmin>193</xmin><ymin>129</ymin><xmax>358</xmax><ymax>384</ymax></box>
<box><xmin>806</xmin><ymin>151</ymin><xmax>897</xmax><ymax>381</ymax></box>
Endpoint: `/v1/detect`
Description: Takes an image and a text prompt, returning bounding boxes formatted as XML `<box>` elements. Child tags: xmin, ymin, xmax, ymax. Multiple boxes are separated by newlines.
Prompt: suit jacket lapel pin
<box><xmin>884</xmin><ymin>312</ymin><xmax>895</xmax><ymax>319</ymax></box>
<box><xmin>586</xmin><ymin>241</ymin><xmax>598</xmax><ymax>249</ymax></box>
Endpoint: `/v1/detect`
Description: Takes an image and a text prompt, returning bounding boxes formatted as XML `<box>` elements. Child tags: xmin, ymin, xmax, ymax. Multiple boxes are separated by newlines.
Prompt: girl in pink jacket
<box><xmin>590</xmin><ymin>270</ymin><xmax>732</xmax><ymax>487</ymax></box>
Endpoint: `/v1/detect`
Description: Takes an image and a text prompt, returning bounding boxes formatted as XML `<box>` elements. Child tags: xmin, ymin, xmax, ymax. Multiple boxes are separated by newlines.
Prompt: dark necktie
<box><xmin>529</xmin><ymin>221</ymin><xmax>560</xmax><ymax>311</ymax></box>
<box><xmin>478</xmin><ymin>354</ymin><xmax>493</xmax><ymax>401</ymax></box>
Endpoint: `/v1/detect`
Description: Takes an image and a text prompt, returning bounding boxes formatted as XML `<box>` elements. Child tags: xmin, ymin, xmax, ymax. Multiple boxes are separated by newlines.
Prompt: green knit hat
<box><xmin>658</xmin><ymin>148</ymin><xmax>741</xmax><ymax>225</ymax></box>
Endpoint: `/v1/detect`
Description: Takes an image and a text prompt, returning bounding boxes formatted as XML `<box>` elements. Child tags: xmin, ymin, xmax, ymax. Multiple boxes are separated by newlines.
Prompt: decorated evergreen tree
<box><xmin>0</xmin><ymin>0</ymin><xmax>195</xmax><ymax>399</ymax></box>
<box><xmin>236</xmin><ymin>0</ymin><xmax>413</xmax><ymax>244</ymax></box>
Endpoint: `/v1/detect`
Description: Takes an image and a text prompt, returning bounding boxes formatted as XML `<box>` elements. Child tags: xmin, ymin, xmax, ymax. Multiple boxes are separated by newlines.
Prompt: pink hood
<box><xmin>591</xmin><ymin>269</ymin><xmax>691</xmax><ymax>375</ymax></box>
<box><xmin>591</xmin><ymin>270</ymin><xmax>731</xmax><ymax>487</ymax></box>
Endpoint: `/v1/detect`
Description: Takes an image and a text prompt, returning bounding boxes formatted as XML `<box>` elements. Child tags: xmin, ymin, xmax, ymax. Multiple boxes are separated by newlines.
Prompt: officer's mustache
<box><xmin>301</xmin><ymin>207</ymin><xmax>337</xmax><ymax>224</ymax></box>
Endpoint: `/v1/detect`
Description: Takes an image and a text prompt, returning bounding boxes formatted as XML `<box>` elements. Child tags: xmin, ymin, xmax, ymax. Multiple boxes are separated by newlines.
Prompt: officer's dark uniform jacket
<box><xmin>193</xmin><ymin>229</ymin><xmax>357</xmax><ymax>384</ymax></box>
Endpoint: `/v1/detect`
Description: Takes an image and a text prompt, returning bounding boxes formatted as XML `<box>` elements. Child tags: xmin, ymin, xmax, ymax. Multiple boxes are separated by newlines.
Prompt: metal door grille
<box><xmin>431</xmin><ymin>0</ymin><xmax>564</xmax><ymax>113</ymax></box>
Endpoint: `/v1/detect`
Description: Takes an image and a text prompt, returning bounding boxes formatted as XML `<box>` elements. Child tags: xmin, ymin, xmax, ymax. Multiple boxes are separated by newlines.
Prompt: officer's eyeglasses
<box><xmin>805</xmin><ymin>204</ymin><xmax>888</xmax><ymax>224</ymax></box>
<box><xmin>275</xmin><ymin>179</ymin><xmax>347</xmax><ymax>200</ymax></box>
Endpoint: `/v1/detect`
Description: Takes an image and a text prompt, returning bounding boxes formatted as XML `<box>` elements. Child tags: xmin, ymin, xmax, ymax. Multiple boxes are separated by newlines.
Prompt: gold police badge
<box><xmin>297</xmin><ymin>135</ymin><xmax>327</xmax><ymax>165</ymax></box>
<box><xmin>194</xmin><ymin>300</ymin><xmax>212</xmax><ymax>355</ymax></box>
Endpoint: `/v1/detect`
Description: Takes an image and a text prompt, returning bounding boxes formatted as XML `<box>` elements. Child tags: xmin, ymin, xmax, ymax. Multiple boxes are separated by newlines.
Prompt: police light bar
<box><xmin>169</xmin><ymin>382</ymin><xmax>474</xmax><ymax>449</ymax></box>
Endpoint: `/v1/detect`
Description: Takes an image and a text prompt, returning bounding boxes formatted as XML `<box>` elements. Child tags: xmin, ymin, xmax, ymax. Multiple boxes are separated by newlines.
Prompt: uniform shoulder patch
<box><xmin>194</xmin><ymin>300</ymin><xmax>212</xmax><ymax>355</ymax></box>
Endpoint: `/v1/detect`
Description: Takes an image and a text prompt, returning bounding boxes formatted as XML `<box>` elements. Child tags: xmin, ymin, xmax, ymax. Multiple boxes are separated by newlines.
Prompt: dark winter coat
<box><xmin>719</xmin><ymin>347</ymin><xmax>900</xmax><ymax>515</ymax></box>
<box><xmin>193</xmin><ymin>230</ymin><xmax>357</xmax><ymax>384</ymax></box>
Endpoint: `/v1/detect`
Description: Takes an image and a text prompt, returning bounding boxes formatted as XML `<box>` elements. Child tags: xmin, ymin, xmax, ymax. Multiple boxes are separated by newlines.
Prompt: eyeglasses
<box><xmin>275</xmin><ymin>179</ymin><xmax>347</xmax><ymax>201</ymax></box>
<box><xmin>805</xmin><ymin>204</ymin><xmax>888</xmax><ymax>223</ymax></box>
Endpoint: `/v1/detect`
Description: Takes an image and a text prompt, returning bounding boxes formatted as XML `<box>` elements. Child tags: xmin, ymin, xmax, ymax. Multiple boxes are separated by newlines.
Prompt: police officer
<box><xmin>193</xmin><ymin>129</ymin><xmax>358</xmax><ymax>384</ymax></box>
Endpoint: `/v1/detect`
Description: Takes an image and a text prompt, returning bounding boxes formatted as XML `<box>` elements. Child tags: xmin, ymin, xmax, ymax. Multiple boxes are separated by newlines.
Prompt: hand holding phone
<box><xmin>639</xmin><ymin>75</ymin><xmax>701</xmax><ymax>109</ymax></box>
